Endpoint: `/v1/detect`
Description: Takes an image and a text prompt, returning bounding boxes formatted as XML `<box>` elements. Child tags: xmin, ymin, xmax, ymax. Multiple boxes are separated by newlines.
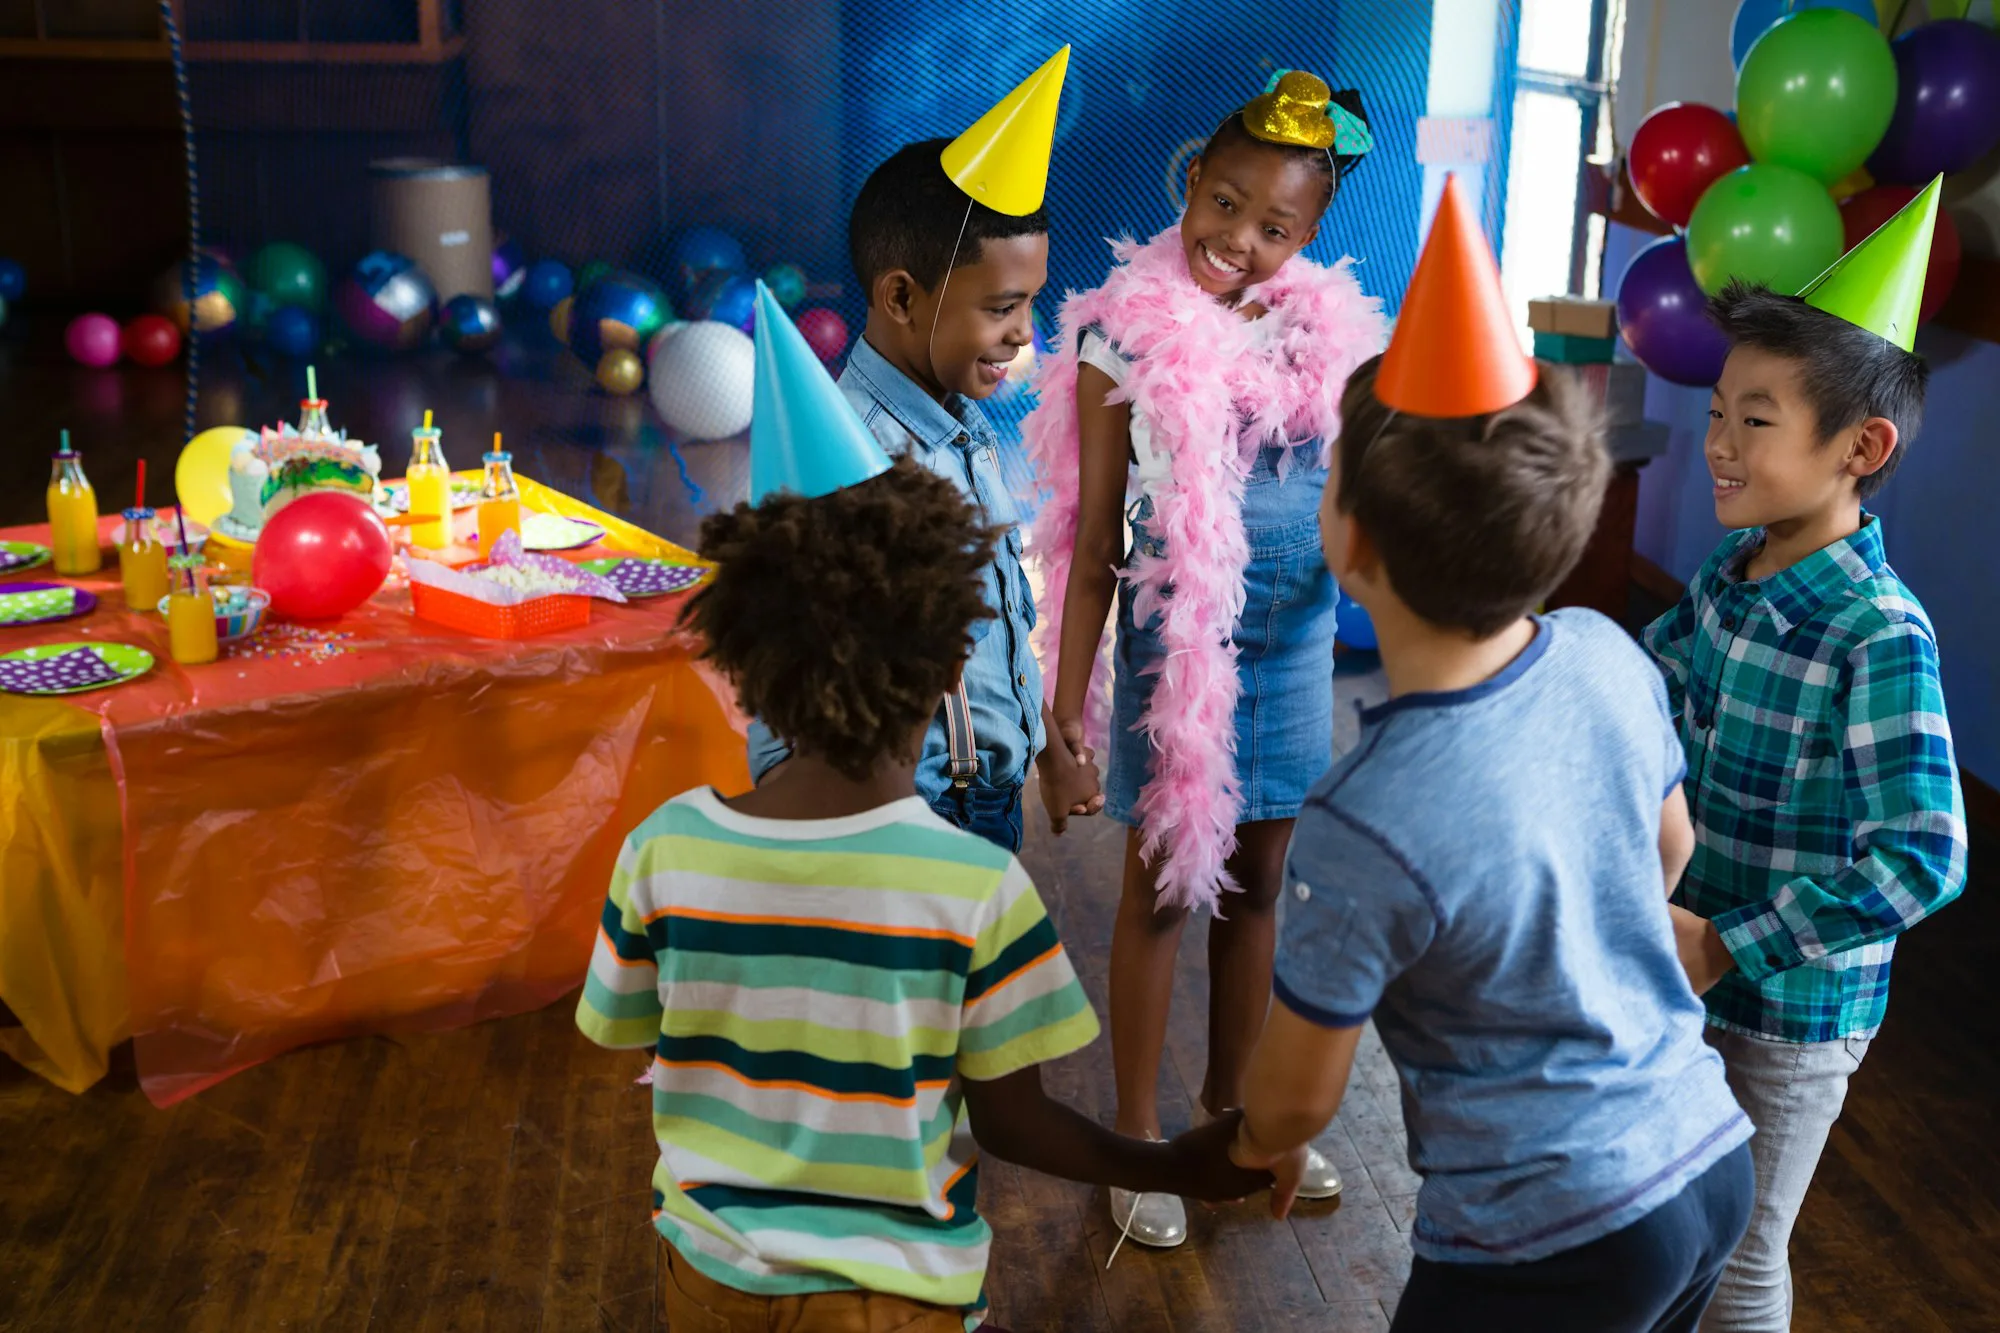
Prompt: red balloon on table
<box><xmin>252</xmin><ymin>491</ymin><xmax>393</xmax><ymax>622</ymax></box>
<box><xmin>1840</xmin><ymin>185</ymin><xmax>1961</xmax><ymax>325</ymax></box>
<box><xmin>1629</xmin><ymin>103</ymin><xmax>1751</xmax><ymax>229</ymax></box>
<box><xmin>121</xmin><ymin>314</ymin><xmax>183</xmax><ymax>368</ymax></box>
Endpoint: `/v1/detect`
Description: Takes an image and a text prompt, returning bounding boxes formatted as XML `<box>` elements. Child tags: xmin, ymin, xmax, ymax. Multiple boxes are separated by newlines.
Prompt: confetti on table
<box><xmin>223</xmin><ymin>624</ymin><xmax>358</xmax><ymax>665</ymax></box>
<box><xmin>0</xmin><ymin>647</ymin><xmax>123</xmax><ymax>692</ymax></box>
<box><xmin>0</xmin><ymin>586</ymin><xmax>78</xmax><ymax>624</ymax></box>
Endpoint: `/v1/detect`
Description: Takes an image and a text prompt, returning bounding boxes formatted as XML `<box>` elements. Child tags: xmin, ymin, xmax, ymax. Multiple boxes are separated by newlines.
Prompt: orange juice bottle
<box><xmin>47</xmin><ymin>431</ymin><xmax>102</xmax><ymax>575</ymax></box>
<box><xmin>406</xmin><ymin>416</ymin><xmax>454</xmax><ymax>550</ymax></box>
<box><xmin>118</xmin><ymin>507</ymin><xmax>171</xmax><ymax>609</ymax></box>
<box><xmin>476</xmin><ymin>442</ymin><xmax>521</xmax><ymax>560</ymax></box>
<box><xmin>166</xmin><ymin>556</ymin><xmax>218</xmax><ymax>665</ymax></box>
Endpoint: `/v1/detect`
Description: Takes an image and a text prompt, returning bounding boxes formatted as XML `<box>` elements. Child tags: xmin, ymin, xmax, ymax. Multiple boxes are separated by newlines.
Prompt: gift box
<box><xmin>1527</xmin><ymin>296</ymin><xmax>1618</xmax><ymax>339</ymax></box>
<box><xmin>1533</xmin><ymin>331</ymin><xmax>1617</xmax><ymax>364</ymax></box>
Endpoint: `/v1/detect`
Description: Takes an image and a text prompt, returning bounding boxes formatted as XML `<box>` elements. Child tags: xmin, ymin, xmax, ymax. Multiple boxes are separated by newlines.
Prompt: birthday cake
<box><xmin>214</xmin><ymin>413</ymin><xmax>381</xmax><ymax>542</ymax></box>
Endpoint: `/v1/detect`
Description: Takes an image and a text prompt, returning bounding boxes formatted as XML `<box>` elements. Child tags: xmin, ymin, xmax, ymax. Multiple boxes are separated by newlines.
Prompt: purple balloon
<box><xmin>1616</xmin><ymin>236</ymin><xmax>1729</xmax><ymax>388</ymax></box>
<box><xmin>1867</xmin><ymin>20</ymin><xmax>2000</xmax><ymax>186</ymax></box>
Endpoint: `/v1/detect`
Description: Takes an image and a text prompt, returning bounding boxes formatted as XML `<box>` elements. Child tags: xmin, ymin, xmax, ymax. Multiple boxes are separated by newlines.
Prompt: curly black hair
<box><xmin>849</xmin><ymin>138</ymin><xmax>1051</xmax><ymax>292</ymax></box>
<box><xmin>680</xmin><ymin>457</ymin><xmax>1000</xmax><ymax>780</ymax></box>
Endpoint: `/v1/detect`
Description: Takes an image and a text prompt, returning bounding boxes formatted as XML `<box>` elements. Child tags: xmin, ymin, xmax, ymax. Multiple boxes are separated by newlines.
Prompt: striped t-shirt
<box><xmin>575</xmin><ymin>787</ymin><xmax>1099</xmax><ymax>1320</ymax></box>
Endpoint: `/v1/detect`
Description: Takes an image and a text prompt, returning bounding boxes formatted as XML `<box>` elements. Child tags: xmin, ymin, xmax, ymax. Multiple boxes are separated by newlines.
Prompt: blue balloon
<box><xmin>522</xmin><ymin>259</ymin><xmax>574</xmax><ymax>311</ymax></box>
<box><xmin>689</xmin><ymin>272</ymin><xmax>758</xmax><ymax>334</ymax></box>
<box><xmin>266</xmin><ymin>304</ymin><xmax>319</xmax><ymax>359</ymax></box>
<box><xmin>1335</xmin><ymin>590</ymin><xmax>1378</xmax><ymax>652</ymax></box>
<box><xmin>1730</xmin><ymin>0</ymin><xmax>1878</xmax><ymax>69</ymax></box>
<box><xmin>672</xmin><ymin>226</ymin><xmax>747</xmax><ymax>294</ymax></box>
<box><xmin>439</xmin><ymin>293</ymin><xmax>503</xmax><ymax>355</ymax></box>
<box><xmin>568</xmin><ymin>271</ymin><xmax>671</xmax><ymax>368</ymax></box>
<box><xmin>0</xmin><ymin>257</ymin><xmax>24</xmax><ymax>302</ymax></box>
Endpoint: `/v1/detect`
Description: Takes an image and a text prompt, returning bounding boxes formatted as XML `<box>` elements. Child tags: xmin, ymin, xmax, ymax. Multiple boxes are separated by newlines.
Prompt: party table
<box><xmin>0</xmin><ymin>482</ymin><xmax>748</xmax><ymax>1104</ymax></box>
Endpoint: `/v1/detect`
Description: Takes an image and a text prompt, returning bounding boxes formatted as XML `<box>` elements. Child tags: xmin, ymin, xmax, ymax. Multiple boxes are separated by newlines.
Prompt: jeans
<box><xmin>1392</xmin><ymin>1143</ymin><xmax>1755</xmax><ymax>1333</ymax></box>
<box><xmin>929</xmin><ymin>778</ymin><xmax>1024</xmax><ymax>855</ymax></box>
<box><xmin>1699</xmin><ymin>1027</ymin><xmax>1871</xmax><ymax>1332</ymax></box>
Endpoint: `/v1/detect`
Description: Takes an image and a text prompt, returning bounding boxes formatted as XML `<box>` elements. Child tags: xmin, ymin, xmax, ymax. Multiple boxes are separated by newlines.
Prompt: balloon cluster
<box><xmin>1618</xmin><ymin>5</ymin><xmax>1998</xmax><ymax>386</ymax></box>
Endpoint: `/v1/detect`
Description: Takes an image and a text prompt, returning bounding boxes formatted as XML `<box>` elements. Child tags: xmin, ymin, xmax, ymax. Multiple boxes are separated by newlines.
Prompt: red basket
<box><xmin>410</xmin><ymin>581</ymin><xmax>591</xmax><ymax>638</ymax></box>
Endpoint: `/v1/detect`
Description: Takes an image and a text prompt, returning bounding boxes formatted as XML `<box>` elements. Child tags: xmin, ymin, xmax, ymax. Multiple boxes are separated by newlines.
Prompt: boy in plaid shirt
<box><xmin>1645</xmin><ymin>266</ymin><xmax>1967</xmax><ymax>1330</ymax></box>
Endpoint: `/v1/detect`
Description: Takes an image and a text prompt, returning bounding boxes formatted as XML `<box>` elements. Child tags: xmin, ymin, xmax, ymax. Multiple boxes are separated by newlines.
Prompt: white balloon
<box><xmin>648</xmin><ymin>320</ymin><xmax>753</xmax><ymax>439</ymax></box>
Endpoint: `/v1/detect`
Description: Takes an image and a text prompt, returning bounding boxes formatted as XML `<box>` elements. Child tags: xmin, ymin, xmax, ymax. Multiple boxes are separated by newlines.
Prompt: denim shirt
<box><xmin>746</xmin><ymin>337</ymin><xmax>1046</xmax><ymax>797</ymax></box>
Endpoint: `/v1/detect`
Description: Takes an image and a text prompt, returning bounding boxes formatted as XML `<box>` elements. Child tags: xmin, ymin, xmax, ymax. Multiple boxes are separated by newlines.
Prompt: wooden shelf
<box><xmin>0</xmin><ymin>37</ymin><xmax>167</xmax><ymax>60</ymax></box>
<box><xmin>183</xmin><ymin>34</ymin><xmax>465</xmax><ymax>64</ymax></box>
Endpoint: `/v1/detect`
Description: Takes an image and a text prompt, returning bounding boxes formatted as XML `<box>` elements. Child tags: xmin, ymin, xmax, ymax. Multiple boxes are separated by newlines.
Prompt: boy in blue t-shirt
<box><xmin>1225</xmin><ymin>347</ymin><xmax>1752</xmax><ymax>1331</ymax></box>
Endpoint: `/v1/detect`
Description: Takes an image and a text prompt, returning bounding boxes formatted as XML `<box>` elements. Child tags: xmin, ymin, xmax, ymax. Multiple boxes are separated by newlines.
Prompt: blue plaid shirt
<box><xmin>1644</xmin><ymin>518</ymin><xmax>1967</xmax><ymax>1042</ymax></box>
<box><xmin>748</xmin><ymin>337</ymin><xmax>1045</xmax><ymax>796</ymax></box>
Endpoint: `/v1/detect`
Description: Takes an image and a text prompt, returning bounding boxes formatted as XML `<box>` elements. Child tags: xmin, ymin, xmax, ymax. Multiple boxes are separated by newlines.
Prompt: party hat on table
<box><xmin>1795</xmin><ymin>175</ymin><xmax>1941</xmax><ymax>354</ymax></box>
<box><xmin>1375</xmin><ymin>174</ymin><xmax>1537</xmax><ymax>418</ymax></box>
<box><xmin>940</xmin><ymin>45</ymin><xmax>1070</xmax><ymax>216</ymax></box>
<box><xmin>749</xmin><ymin>282</ymin><xmax>892</xmax><ymax>504</ymax></box>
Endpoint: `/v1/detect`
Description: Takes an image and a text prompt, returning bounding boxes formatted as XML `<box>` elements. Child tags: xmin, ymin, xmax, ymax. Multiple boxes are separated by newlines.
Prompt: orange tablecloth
<box><xmin>0</xmin><ymin>491</ymin><xmax>747</xmax><ymax>1103</ymax></box>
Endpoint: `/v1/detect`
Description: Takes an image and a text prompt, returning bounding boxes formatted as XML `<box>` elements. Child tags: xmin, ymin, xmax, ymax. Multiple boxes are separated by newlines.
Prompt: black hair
<box><xmin>680</xmin><ymin>456</ymin><xmax>999</xmax><ymax>781</ymax></box>
<box><xmin>848</xmin><ymin>138</ymin><xmax>1050</xmax><ymax>294</ymax></box>
<box><xmin>1708</xmin><ymin>280</ymin><xmax>1928</xmax><ymax>501</ymax></box>
<box><xmin>1198</xmin><ymin>89</ymin><xmax>1369</xmax><ymax>215</ymax></box>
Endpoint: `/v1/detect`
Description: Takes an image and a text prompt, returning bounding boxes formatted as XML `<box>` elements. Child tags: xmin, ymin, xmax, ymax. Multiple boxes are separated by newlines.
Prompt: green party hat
<box><xmin>1795</xmin><ymin>175</ymin><xmax>1941</xmax><ymax>353</ymax></box>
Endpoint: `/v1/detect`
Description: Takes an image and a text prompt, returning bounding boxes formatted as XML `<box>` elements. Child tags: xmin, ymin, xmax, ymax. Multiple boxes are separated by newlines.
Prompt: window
<box><xmin>1499</xmin><ymin>0</ymin><xmax>1625</xmax><ymax>337</ymax></box>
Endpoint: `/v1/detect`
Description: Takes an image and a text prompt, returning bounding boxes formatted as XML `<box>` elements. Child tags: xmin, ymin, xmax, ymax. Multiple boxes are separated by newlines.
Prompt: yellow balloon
<box><xmin>550</xmin><ymin>296</ymin><xmax>573</xmax><ymax>344</ymax></box>
<box><xmin>175</xmin><ymin>426</ymin><xmax>257</xmax><ymax>526</ymax></box>
<box><xmin>596</xmin><ymin>348</ymin><xmax>644</xmax><ymax>395</ymax></box>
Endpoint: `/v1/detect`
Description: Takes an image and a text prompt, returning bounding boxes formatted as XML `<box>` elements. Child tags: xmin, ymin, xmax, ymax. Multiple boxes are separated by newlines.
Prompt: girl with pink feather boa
<box><xmin>1023</xmin><ymin>71</ymin><xmax>1387</xmax><ymax>1248</ymax></box>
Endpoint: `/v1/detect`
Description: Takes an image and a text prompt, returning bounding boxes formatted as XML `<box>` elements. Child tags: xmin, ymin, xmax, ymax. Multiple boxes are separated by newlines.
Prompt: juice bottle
<box><xmin>476</xmin><ymin>443</ymin><xmax>521</xmax><ymax>560</ymax></box>
<box><xmin>406</xmin><ymin>419</ymin><xmax>454</xmax><ymax>550</ymax></box>
<box><xmin>166</xmin><ymin>556</ymin><xmax>218</xmax><ymax>665</ymax></box>
<box><xmin>47</xmin><ymin>432</ymin><xmax>103</xmax><ymax>575</ymax></box>
<box><xmin>118</xmin><ymin>507</ymin><xmax>171</xmax><ymax>609</ymax></box>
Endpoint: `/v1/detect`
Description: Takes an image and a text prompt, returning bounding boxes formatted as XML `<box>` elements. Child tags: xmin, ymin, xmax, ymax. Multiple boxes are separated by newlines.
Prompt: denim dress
<box><xmin>1102</xmin><ymin>447</ymin><xmax>1338</xmax><ymax>827</ymax></box>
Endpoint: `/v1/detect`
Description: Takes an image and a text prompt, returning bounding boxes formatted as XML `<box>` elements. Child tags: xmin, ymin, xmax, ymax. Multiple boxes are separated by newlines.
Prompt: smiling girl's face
<box><xmin>1180</xmin><ymin>132</ymin><xmax>1328</xmax><ymax>302</ymax></box>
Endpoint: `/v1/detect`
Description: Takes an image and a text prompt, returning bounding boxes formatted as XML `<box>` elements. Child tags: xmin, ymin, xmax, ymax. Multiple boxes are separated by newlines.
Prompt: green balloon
<box><xmin>249</xmin><ymin>242</ymin><xmax>327</xmax><ymax>313</ymax></box>
<box><xmin>1736</xmin><ymin>8</ymin><xmax>1897</xmax><ymax>184</ymax></box>
<box><xmin>1686</xmin><ymin>164</ymin><xmax>1845</xmax><ymax>297</ymax></box>
<box><xmin>577</xmin><ymin>260</ymin><xmax>613</xmax><ymax>293</ymax></box>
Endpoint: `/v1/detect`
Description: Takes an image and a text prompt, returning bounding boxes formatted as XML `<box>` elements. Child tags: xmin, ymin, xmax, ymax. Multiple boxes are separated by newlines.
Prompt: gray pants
<box><xmin>1699</xmin><ymin>1026</ymin><xmax>1871</xmax><ymax>1333</ymax></box>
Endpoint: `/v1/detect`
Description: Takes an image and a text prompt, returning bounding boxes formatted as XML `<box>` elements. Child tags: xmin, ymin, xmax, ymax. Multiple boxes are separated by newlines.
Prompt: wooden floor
<box><xmin>2</xmin><ymin>330</ymin><xmax>1998</xmax><ymax>1329</ymax></box>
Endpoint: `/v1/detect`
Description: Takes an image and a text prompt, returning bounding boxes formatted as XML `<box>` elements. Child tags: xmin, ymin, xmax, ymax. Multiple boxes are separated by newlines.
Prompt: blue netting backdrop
<box><xmin>171</xmin><ymin>0</ymin><xmax>1459</xmax><ymax>547</ymax></box>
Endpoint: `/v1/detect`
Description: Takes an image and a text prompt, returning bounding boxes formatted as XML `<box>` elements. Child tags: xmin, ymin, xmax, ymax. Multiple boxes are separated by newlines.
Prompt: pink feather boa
<box><xmin>1024</xmin><ymin>223</ymin><xmax>1386</xmax><ymax>912</ymax></box>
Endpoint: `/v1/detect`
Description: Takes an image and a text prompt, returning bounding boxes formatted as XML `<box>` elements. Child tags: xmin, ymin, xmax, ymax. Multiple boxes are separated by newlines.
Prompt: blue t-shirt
<box><xmin>1275</xmin><ymin>610</ymin><xmax>1750</xmax><ymax>1265</ymax></box>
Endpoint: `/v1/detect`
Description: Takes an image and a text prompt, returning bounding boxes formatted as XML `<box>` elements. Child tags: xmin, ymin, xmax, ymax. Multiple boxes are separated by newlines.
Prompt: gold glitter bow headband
<box><xmin>1242</xmin><ymin>69</ymin><xmax>1375</xmax><ymax>160</ymax></box>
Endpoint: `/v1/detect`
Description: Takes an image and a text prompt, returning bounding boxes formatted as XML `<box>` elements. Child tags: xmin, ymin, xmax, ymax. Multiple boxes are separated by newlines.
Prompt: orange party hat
<box><xmin>1375</xmin><ymin>174</ymin><xmax>1537</xmax><ymax>418</ymax></box>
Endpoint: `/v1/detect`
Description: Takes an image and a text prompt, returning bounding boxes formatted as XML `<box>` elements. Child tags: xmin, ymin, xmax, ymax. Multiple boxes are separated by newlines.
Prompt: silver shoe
<box><xmin>1109</xmin><ymin>1185</ymin><xmax>1188</xmax><ymax>1248</ymax></box>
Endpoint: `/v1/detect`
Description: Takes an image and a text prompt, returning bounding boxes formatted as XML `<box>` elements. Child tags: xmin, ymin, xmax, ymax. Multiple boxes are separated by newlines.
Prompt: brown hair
<box><xmin>1334</xmin><ymin>354</ymin><xmax>1608</xmax><ymax>638</ymax></box>
<box><xmin>680</xmin><ymin>456</ymin><xmax>999</xmax><ymax>780</ymax></box>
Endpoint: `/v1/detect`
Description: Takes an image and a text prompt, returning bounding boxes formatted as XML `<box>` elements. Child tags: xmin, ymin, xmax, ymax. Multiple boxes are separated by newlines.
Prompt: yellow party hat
<box><xmin>940</xmin><ymin>46</ymin><xmax>1070</xmax><ymax>216</ymax></box>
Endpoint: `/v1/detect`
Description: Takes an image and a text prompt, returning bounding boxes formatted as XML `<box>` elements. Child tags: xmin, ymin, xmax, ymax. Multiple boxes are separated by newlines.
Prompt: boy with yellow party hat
<box><xmin>745</xmin><ymin>48</ymin><xmax>1104</xmax><ymax>854</ymax></box>
<box><xmin>1644</xmin><ymin>179</ymin><xmax>1967</xmax><ymax>1331</ymax></box>
<box><xmin>1224</xmin><ymin>175</ymin><xmax>1754</xmax><ymax>1330</ymax></box>
<box><xmin>580</xmin><ymin>286</ymin><xmax>1267</xmax><ymax>1333</ymax></box>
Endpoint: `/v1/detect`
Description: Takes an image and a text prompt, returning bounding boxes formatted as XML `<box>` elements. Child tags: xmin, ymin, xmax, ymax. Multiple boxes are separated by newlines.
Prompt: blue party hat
<box><xmin>749</xmin><ymin>282</ymin><xmax>892</xmax><ymax>503</ymax></box>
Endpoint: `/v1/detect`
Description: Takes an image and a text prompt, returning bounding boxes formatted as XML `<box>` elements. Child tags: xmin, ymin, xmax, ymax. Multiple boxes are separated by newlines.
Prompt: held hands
<box><xmin>1163</xmin><ymin>1109</ymin><xmax>1274</xmax><ymax>1203</ymax></box>
<box><xmin>1668</xmin><ymin>904</ymin><xmax>1736</xmax><ymax>996</ymax></box>
<box><xmin>1037</xmin><ymin>708</ymin><xmax>1104</xmax><ymax>835</ymax></box>
<box><xmin>1228</xmin><ymin>1118</ymin><xmax>1311</xmax><ymax>1219</ymax></box>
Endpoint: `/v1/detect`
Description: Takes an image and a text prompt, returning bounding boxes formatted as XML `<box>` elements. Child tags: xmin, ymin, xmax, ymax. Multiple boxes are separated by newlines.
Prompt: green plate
<box><xmin>0</xmin><ymin>541</ymin><xmax>52</xmax><ymax>576</ymax></box>
<box><xmin>0</xmin><ymin>640</ymin><xmax>155</xmax><ymax>695</ymax></box>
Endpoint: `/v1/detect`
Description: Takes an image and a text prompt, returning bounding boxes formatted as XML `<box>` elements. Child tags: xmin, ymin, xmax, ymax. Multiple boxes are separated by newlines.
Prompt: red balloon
<box><xmin>794</xmin><ymin>306</ymin><xmax>849</xmax><ymax>365</ymax></box>
<box><xmin>121</xmin><ymin>314</ymin><xmax>183</xmax><ymax>367</ymax></box>
<box><xmin>1840</xmin><ymin>185</ymin><xmax>1961</xmax><ymax>325</ymax></box>
<box><xmin>1630</xmin><ymin>103</ymin><xmax>1751</xmax><ymax>228</ymax></box>
<box><xmin>252</xmin><ymin>491</ymin><xmax>392</xmax><ymax>621</ymax></box>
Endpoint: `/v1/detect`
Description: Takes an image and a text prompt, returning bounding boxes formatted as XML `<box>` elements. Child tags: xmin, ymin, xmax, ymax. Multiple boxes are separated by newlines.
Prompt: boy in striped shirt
<box><xmin>1645</xmin><ymin>264</ymin><xmax>1967</xmax><ymax>1330</ymax></box>
<box><xmin>578</xmin><ymin>458</ymin><xmax>1265</xmax><ymax>1332</ymax></box>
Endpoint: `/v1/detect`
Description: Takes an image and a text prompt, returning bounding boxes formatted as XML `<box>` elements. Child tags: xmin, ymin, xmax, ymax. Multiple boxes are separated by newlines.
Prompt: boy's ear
<box><xmin>875</xmin><ymin>269</ymin><xmax>924</xmax><ymax>328</ymax></box>
<box><xmin>1845</xmin><ymin>416</ymin><xmax>1899</xmax><ymax>483</ymax></box>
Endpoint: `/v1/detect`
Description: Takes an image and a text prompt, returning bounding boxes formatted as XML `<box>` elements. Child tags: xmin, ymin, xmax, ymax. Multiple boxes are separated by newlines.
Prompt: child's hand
<box><xmin>1669</xmin><ymin>904</ymin><xmax>1736</xmax><ymax>995</ymax></box>
<box><xmin>1036</xmin><ymin>712</ymin><xmax>1104</xmax><ymax>835</ymax></box>
<box><xmin>1227</xmin><ymin>1120</ymin><xmax>1310</xmax><ymax>1219</ymax></box>
<box><xmin>1164</xmin><ymin>1109</ymin><xmax>1272</xmax><ymax>1202</ymax></box>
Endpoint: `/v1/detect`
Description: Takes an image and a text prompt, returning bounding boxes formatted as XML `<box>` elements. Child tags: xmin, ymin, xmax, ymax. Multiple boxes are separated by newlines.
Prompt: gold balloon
<box><xmin>550</xmin><ymin>296</ymin><xmax>573</xmax><ymax>344</ymax></box>
<box><xmin>596</xmin><ymin>348</ymin><xmax>644</xmax><ymax>395</ymax></box>
<box><xmin>1243</xmin><ymin>70</ymin><xmax>1336</xmax><ymax>150</ymax></box>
